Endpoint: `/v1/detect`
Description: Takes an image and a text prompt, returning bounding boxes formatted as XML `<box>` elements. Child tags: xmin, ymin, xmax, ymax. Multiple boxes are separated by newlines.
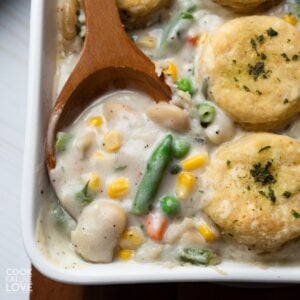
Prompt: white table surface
<box><xmin>0</xmin><ymin>0</ymin><xmax>31</xmax><ymax>299</ymax></box>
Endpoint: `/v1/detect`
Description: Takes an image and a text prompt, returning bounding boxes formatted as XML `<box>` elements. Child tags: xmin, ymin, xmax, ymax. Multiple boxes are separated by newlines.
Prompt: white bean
<box><xmin>147</xmin><ymin>102</ymin><xmax>190</xmax><ymax>132</ymax></box>
<box><xmin>204</xmin><ymin>108</ymin><xmax>235</xmax><ymax>145</ymax></box>
<box><xmin>71</xmin><ymin>201</ymin><xmax>126</xmax><ymax>262</ymax></box>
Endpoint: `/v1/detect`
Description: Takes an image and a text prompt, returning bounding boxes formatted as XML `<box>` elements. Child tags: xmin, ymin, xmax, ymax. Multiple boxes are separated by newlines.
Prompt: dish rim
<box><xmin>21</xmin><ymin>0</ymin><xmax>300</xmax><ymax>284</ymax></box>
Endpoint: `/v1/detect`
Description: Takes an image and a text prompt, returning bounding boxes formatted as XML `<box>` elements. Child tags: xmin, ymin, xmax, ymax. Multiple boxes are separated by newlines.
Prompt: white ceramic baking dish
<box><xmin>21</xmin><ymin>0</ymin><xmax>300</xmax><ymax>284</ymax></box>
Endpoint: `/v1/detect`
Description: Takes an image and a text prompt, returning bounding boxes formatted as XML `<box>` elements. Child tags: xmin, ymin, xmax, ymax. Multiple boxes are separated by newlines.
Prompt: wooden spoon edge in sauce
<box><xmin>46</xmin><ymin>0</ymin><xmax>171</xmax><ymax>171</ymax></box>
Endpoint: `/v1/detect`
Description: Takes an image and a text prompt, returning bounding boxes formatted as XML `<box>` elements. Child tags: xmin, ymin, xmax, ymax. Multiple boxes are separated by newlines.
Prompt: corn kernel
<box><xmin>163</xmin><ymin>63</ymin><xmax>178</xmax><ymax>81</ymax></box>
<box><xmin>88</xmin><ymin>116</ymin><xmax>103</xmax><ymax>127</ymax></box>
<box><xmin>103</xmin><ymin>130</ymin><xmax>122</xmax><ymax>152</ymax></box>
<box><xmin>198</xmin><ymin>224</ymin><xmax>216</xmax><ymax>242</ymax></box>
<box><xmin>117</xmin><ymin>248</ymin><xmax>133</xmax><ymax>260</ymax></box>
<box><xmin>181</xmin><ymin>153</ymin><xmax>208</xmax><ymax>171</ymax></box>
<box><xmin>120</xmin><ymin>227</ymin><xmax>144</xmax><ymax>250</ymax></box>
<box><xmin>107</xmin><ymin>177</ymin><xmax>129</xmax><ymax>199</ymax></box>
<box><xmin>176</xmin><ymin>172</ymin><xmax>196</xmax><ymax>200</ymax></box>
<box><xmin>88</xmin><ymin>173</ymin><xmax>101</xmax><ymax>192</ymax></box>
<box><xmin>282</xmin><ymin>15</ymin><xmax>298</xmax><ymax>26</ymax></box>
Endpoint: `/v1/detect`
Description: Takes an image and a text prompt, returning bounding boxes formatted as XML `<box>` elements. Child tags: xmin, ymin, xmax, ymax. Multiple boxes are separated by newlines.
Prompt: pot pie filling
<box><xmin>36</xmin><ymin>0</ymin><xmax>300</xmax><ymax>268</ymax></box>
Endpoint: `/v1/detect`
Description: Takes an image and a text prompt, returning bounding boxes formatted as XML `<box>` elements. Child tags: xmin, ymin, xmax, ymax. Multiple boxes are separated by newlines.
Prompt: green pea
<box><xmin>160</xmin><ymin>195</ymin><xmax>181</xmax><ymax>216</ymax></box>
<box><xmin>172</xmin><ymin>138</ymin><xmax>190</xmax><ymax>159</ymax></box>
<box><xmin>197</xmin><ymin>103</ymin><xmax>216</xmax><ymax>127</ymax></box>
<box><xmin>170</xmin><ymin>164</ymin><xmax>182</xmax><ymax>175</ymax></box>
<box><xmin>177</xmin><ymin>78</ymin><xmax>193</xmax><ymax>95</ymax></box>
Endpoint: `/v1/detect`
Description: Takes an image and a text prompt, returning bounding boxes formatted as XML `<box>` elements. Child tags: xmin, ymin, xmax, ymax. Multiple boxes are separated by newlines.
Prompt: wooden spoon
<box><xmin>46</xmin><ymin>0</ymin><xmax>171</xmax><ymax>170</ymax></box>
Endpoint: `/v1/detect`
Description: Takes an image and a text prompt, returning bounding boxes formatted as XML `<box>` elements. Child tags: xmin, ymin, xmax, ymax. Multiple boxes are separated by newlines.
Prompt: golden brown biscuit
<box><xmin>117</xmin><ymin>0</ymin><xmax>172</xmax><ymax>29</ymax></box>
<box><xmin>213</xmin><ymin>0</ymin><xmax>282</xmax><ymax>13</ymax></box>
<box><xmin>204</xmin><ymin>133</ymin><xmax>300</xmax><ymax>251</ymax></box>
<box><xmin>197</xmin><ymin>16</ymin><xmax>300</xmax><ymax>131</ymax></box>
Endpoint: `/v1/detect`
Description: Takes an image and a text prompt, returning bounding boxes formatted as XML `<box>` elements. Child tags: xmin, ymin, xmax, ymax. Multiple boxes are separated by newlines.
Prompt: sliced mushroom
<box><xmin>147</xmin><ymin>102</ymin><xmax>189</xmax><ymax>132</ymax></box>
<box><xmin>60</xmin><ymin>0</ymin><xmax>79</xmax><ymax>41</ymax></box>
<box><xmin>71</xmin><ymin>201</ymin><xmax>126</xmax><ymax>263</ymax></box>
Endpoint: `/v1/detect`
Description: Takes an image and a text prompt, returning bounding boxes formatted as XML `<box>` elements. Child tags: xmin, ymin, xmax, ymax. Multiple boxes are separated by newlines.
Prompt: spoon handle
<box><xmin>82</xmin><ymin>0</ymin><xmax>151</xmax><ymax>70</ymax></box>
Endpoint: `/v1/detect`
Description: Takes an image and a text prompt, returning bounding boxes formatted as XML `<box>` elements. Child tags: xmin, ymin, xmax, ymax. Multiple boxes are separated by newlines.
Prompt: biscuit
<box><xmin>117</xmin><ymin>0</ymin><xmax>172</xmax><ymax>29</ymax></box>
<box><xmin>204</xmin><ymin>133</ymin><xmax>300</xmax><ymax>251</ymax></box>
<box><xmin>213</xmin><ymin>0</ymin><xmax>282</xmax><ymax>13</ymax></box>
<box><xmin>196</xmin><ymin>16</ymin><xmax>300</xmax><ymax>131</ymax></box>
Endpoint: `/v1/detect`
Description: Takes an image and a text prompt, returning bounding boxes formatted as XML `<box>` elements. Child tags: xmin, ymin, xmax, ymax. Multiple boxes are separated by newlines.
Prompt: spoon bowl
<box><xmin>46</xmin><ymin>0</ymin><xmax>171</xmax><ymax>170</ymax></box>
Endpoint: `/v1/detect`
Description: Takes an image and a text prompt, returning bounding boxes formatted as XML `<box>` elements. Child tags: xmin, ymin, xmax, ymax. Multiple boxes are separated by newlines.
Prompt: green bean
<box><xmin>157</xmin><ymin>6</ymin><xmax>196</xmax><ymax>57</ymax></box>
<box><xmin>179</xmin><ymin>247</ymin><xmax>216</xmax><ymax>265</ymax></box>
<box><xmin>296</xmin><ymin>0</ymin><xmax>300</xmax><ymax>18</ymax></box>
<box><xmin>131</xmin><ymin>135</ymin><xmax>173</xmax><ymax>215</ymax></box>
<box><xmin>50</xmin><ymin>203</ymin><xmax>76</xmax><ymax>236</ymax></box>
<box><xmin>198</xmin><ymin>103</ymin><xmax>216</xmax><ymax>127</ymax></box>
<box><xmin>55</xmin><ymin>132</ymin><xmax>72</xmax><ymax>153</ymax></box>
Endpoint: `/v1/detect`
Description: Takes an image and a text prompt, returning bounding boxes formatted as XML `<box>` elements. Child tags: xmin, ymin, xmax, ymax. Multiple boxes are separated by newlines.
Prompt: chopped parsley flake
<box><xmin>76</xmin><ymin>181</ymin><xmax>93</xmax><ymax>206</ymax></box>
<box><xmin>258</xmin><ymin>145</ymin><xmax>271</xmax><ymax>153</ymax></box>
<box><xmin>267</xmin><ymin>28</ymin><xmax>278</xmax><ymax>37</ymax></box>
<box><xmin>226</xmin><ymin>160</ymin><xmax>231</xmax><ymax>168</ymax></box>
<box><xmin>284</xmin><ymin>98</ymin><xmax>289</xmax><ymax>104</ymax></box>
<box><xmin>259</xmin><ymin>190</ymin><xmax>267</xmax><ymax>197</ymax></box>
<box><xmin>292</xmin><ymin>54</ymin><xmax>299</xmax><ymax>61</ymax></box>
<box><xmin>292</xmin><ymin>209</ymin><xmax>300</xmax><ymax>219</ymax></box>
<box><xmin>258</xmin><ymin>187</ymin><xmax>276</xmax><ymax>203</ymax></box>
<box><xmin>256</xmin><ymin>90</ymin><xmax>262</xmax><ymax>96</ymax></box>
<box><xmin>115</xmin><ymin>165</ymin><xmax>127</xmax><ymax>172</ymax></box>
<box><xmin>180</xmin><ymin>11</ymin><xmax>194</xmax><ymax>19</ymax></box>
<box><xmin>250</xmin><ymin>161</ymin><xmax>276</xmax><ymax>185</ymax></box>
<box><xmin>268</xmin><ymin>187</ymin><xmax>276</xmax><ymax>203</ymax></box>
<box><xmin>282</xmin><ymin>191</ymin><xmax>291</xmax><ymax>198</ymax></box>
<box><xmin>248</xmin><ymin>62</ymin><xmax>270</xmax><ymax>81</ymax></box>
<box><xmin>243</xmin><ymin>85</ymin><xmax>250</xmax><ymax>92</ymax></box>
<box><xmin>250</xmin><ymin>38</ymin><xmax>258</xmax><ymax>54</ymax></box>
<box><xmin>281</xmin><ymin>53</ymin><xmax>291</xmax><ymax>62</ymax></box>
<box><xmin>260</xmin><ymin>53</ymin><xmax>267</xmax><ymax>60</ymax></box>
<box><xmin>256</xmin><ymin>34</ymin><xmax>265</xmax><ymax>44</ymax></box>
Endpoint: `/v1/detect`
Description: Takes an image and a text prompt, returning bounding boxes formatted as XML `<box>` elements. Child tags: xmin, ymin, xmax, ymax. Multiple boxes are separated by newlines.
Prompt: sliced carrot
<box><xmin>145</xmin><ymin>213</ymin><xmax>168</xmax><ymax>241</ymax></box>
<box><xmin>187</xmin><ymin>35</ymin><xmax>199</xmax><ymax>46</ymax></box>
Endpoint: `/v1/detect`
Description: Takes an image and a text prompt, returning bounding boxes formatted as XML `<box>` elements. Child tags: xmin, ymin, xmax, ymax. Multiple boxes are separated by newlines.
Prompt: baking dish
<box><xmin>21</xmin><ymin>0</ymin><xmax>300</xmax><ymax>284</ymax></box>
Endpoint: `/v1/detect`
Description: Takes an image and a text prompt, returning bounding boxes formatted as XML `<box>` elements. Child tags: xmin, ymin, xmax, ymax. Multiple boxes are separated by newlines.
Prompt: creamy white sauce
<box><xmin>37</xmin><ymin>0</ymin><xmax>300</xmax><ymax>267</ymax></box>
